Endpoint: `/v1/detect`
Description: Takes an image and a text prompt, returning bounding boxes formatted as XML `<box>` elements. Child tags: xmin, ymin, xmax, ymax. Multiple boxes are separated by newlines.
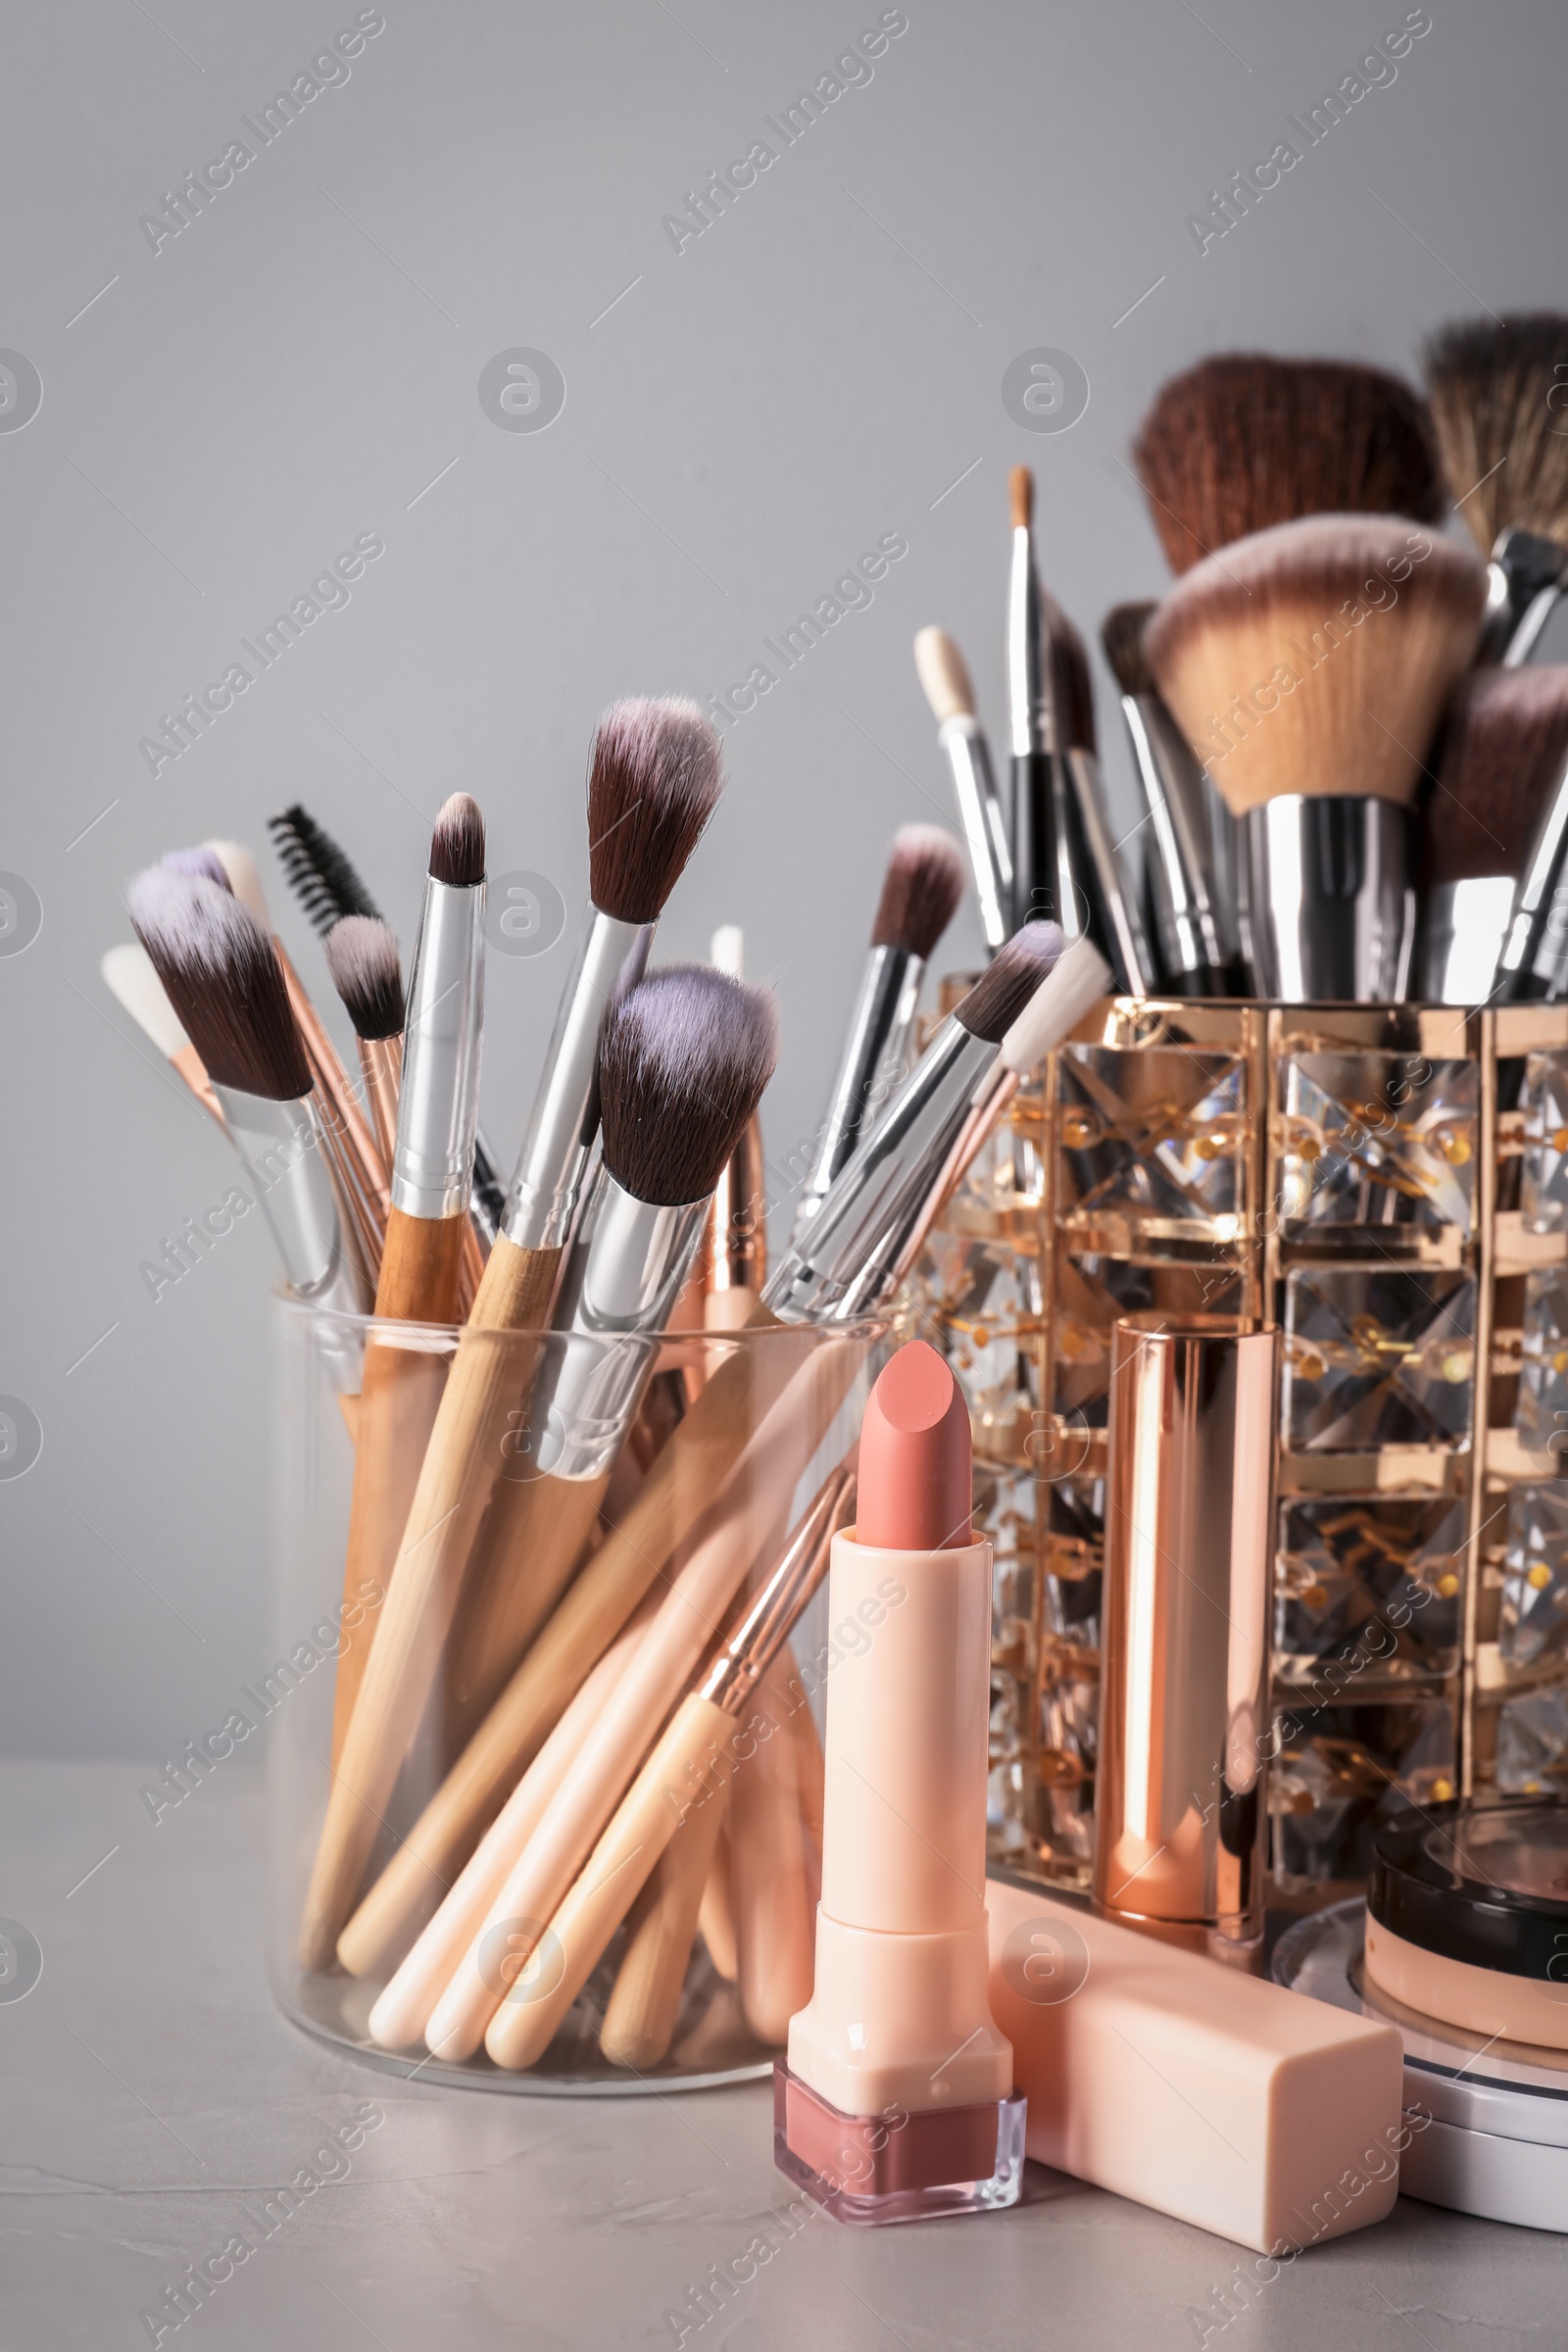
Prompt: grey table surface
<box><xmin>1</xmin><ymin>1761</ymin><xmax>1560</xmax><ymax>2352</ymax></box>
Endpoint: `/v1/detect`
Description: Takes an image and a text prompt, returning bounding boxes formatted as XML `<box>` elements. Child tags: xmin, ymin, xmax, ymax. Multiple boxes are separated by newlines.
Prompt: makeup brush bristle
<box><xmin>1132</xmin><ymin>355</ymin><xmax>1442</xmax><ymax>574</ymax></box>
<box><xmin>162</xmin><ymin>845</ymin><xmax>231</xmax><ymax>890</ymax></box>
<box><xmin>429</xmin><ymin>793</ymin><xmax>485</xmax><ymax>888</ymax></box>
<box><xmin>268</xmin><ymin>806</ymin><xmax>382</xmax><ymax>937</ymax></box>
<box><xmin>323</xmin><ymin>915</ymin><xmax>406</xmax><ymax>1041</ymax></box>
<box><xmin>1144</xmin><ymin>514</ymin><xmax>1487</xmax><ymax>817</ymax></box>
<box><xmin>955</xmin><ymin>919</ymin><xmax>1064</xmax><ymax>1044</ymax></box>
<box><xmin>912</xmin><ymin>627</ymin><xmax>976</xmax><ymax>725</ymax></box>
<box><xmin>1100</xmin><ymin>603</ymin><xmax>1159</xmax><ymax>699</ymax></box>
<box><xmin>1047</xmin><ymin>599</ymin><xmax>1098</xmax><ymax>756</ymax></box>
<box><xmin>1424</xmin><ymin>313</ymin><xmax>1568</xmax><ymax>554</ymax></box>
<box><xmin>588</xmin><ymin>698</ymin><xmax>724</xmax><ymax>925</ymax></box>
<box><xmin>127</xmin><ymin>868</ymin><xmax>311</xmax><ymax>1101</ymax></box>
<box><xmin>871</xmin><ymin>825</ymin><xmax>965</xmax><ymax>958</ymax></box>
<box><xmin>598</xmin><ymin>964</ymin><xmax>778</xmax><ymax>1206</ymax></box>
<box><xmin>1009</xmin><ymin>466</ymin><xmax>1033</xmax><ymax>529</ymax></box>
<box><xmin>1425</xmin><ymin>667</ymin><xmax>1568</xmax><ymax>887</ymax></box>
<box><xmin>204</xmin><ymin>841</ymin><xmax>271</xmax><ymax>929</ymax></box>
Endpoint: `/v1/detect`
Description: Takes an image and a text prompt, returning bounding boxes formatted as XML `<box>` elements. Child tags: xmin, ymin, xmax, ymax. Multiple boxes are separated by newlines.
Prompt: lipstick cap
<box><xmin>1093</xmin><ymin>1313</ymin><xmax>1280</xmax><ymax>1963</ymax></box>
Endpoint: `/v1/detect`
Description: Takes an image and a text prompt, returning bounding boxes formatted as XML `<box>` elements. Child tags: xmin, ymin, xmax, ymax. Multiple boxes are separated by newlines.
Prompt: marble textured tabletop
<box><xmin>0</xmin><ymin>1759</ymin><xmax>1559</xmax><ymax>2351</ymax></box>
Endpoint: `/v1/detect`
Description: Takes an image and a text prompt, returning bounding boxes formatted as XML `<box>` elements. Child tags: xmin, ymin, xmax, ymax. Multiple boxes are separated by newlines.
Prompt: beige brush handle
<box><xmin>296</xmin><ymin>1233</ymin><xmax>561</xmax><ymax>1968</ymax></box>
<box><xmin>329</xmin><ymin>1207</ymin><xmax>467</xmax><ymax>1767</ymax></box>
<box><xmin>485</xmin><ymin>1693</ymin><xmax>735</xmax><ymax>2071</ymax></box>
<box><xmin>697</xmin><ymin>1805</ymin><xmax>737</xmax><ymax>1981</ymax></box>
<box><xmin>731</xmin><ymin>1658</ymin><xmax>816</xmax><ymax>2044</ymax></box>
<box><xmin>366</xmin><ymin>1331</ymin><xmax>863</xmax><ymax>1945</ymax></box>
<box><xmin>601</xmin><ymin>1767</ymin><xmax>729</xmax><ymax>2069</ymax></box>
<box><xmin>361</xmin><ymin>1593</ymin><xmax>655</xmax><ymax>2035</ymax></box>
<box><xmin>440</xmin><ymin>1469</ymin><xmax>610</xmax><ymax>1741</ymax></box>
<box><xmin>421</xmin><ymin>1363</ymin><xmax>845</xmax><ymax>2060</ymax></box>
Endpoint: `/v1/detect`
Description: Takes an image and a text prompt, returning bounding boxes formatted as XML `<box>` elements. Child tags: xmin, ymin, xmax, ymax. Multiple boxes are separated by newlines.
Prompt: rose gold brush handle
<box><xmin>600</xmin><ymin>1766</ymin><xmax>731</xmax><ymax>2069</ymax></box>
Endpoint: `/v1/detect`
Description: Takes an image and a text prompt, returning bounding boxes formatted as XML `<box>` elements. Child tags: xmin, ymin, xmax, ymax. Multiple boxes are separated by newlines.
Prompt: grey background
<box><xmin>4</xmin><ymin>0</ymin><xmax>1567</xmax><ymax>1758</ymax></box>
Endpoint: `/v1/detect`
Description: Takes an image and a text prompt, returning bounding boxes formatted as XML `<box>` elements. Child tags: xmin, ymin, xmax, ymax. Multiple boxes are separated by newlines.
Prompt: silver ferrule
<box><xmin>765</xmin><ymin>1015</ymin><xmax>1005</xmax><ymax>1325</ymax></box>
<box><xmin>392</xmin><ymin>876</ymin><xmax>485</xmax><ymax>1220</ymax></box>
<box><xmin>1065</xmin><ymin>748</ymin><xmax>1153</xmax><ymax>998</ymax></box>
<box><xmin>1478</xmin><ymin>528</ymin><xmax>1566</xmax><ymax>668</ymax></box>
<box><xmin>1499</xmin><ymin>752</ymin><xmax>1568</xmax><ymax>1001</ymax></box>
<box><xmin>1417</xmin><ymin>877</ymin><xmax>1516</xmax><ymax>1006</ymax></box>
<box><xmin>501</xmin><ymin>908</ymin><xmax>653</xmax><ymax>1250</ymax></box>
<box><xmin>940</xmin><ymin>716</ymin><xmax>1011</xmax><ymax>952</ymax></box>
<box><xmin>1007</xmin><ymin>526</ymin><xmax>1043</xmax><ymax>758</ymax></box>
<box><xmin>528</xmin><ymin>1168</ymin><xmax>710</xmax><ymax>1480</ymax></box>
<box><xmin>1239</xmin><ymin>797</ymin><xmax>1414</xmax><ymax>1003</ymax></box>
<box><xmin>1122</xmin><ymin>694</ymin><xmax>1229</xmax><ymax>988</ymax></box>
<box><xmin>793</xmin><ymin>944</ymin><xmax>923</xmax><ymax>1237</ymax></box>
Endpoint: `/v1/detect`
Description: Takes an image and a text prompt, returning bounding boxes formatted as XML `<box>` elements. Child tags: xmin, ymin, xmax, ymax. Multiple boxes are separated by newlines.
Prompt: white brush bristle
<box><xmin>101</xmin><ymin>942</ymin><xmax>191</xmax><ymax>1060</ymax></box>
<box><xmin>710</xmin><ymin>924</ymin><xmax>744</xmax><ymax>978</ymax></box>
<box><xmin>205</xmin><ymin>839</ymin><xmax>270</xmax><ymax>928</ymax></box>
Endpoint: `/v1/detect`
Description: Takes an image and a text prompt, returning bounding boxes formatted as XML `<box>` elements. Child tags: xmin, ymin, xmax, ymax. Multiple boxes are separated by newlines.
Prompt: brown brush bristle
<box><xmin>870</xmin><ymin>826</ymin><xmax>965</xmax><ymax>957</ymax></box>
<box><xmin>429</xmin><ymin>793</ymin><xmax>485</xmax><ymax>888</ymax></box>
<box><xmin>587</xmin><ymin>698</ymin><xmax>724</xmax><ymax>925</ymax></box>
<box><xmin>1100</xmin><ymin>604</ymin><xmax>1159</xmax><ymax>699</ymax></box>
<box><xmin>1424</xmin><ymin>667</ymin><xmax>1568</xmax><ymax>886</ymax></box>
<box><xmin>1132</xmin><ymin>355</ymin><xmax>1443</xmax><ymax>575</ymax></box>
<box><xmin>1424</xmin><ymin>314</ymin><xmax>1568</xmax><ymax>555</ymax></box>
<box><xmin>1009</xmin><ymin>466</ymin><xmax>1034</xmax><ymax>529</ymax></box>
<box><xmin>1046</xmin><ymin>600</ymin><xmax>1098</xmax><ymax>756</ymax></box>
<box><xmin>1144</xmin><ymin>514</ymin><xmax>1487</xmax><ymax>818</ymax></box>
<box><xmin>598</xmin><ymin>964</ymin><xmax>778</xmax><ymax>1206</ymax></box>
<box><xmin>955</xmin><ymin>919</ymin><xmax>1062</xmax><ymax>1043</ymax></box>
<box><xmin>127</xmin><ymin>868</ymin><xmax>311</xmax><ymax>1101</ymax></box>
<box><xmin>323</xmin><ymin>915</ymin><xmax>405</xmax><ymax>1041</ymax></box>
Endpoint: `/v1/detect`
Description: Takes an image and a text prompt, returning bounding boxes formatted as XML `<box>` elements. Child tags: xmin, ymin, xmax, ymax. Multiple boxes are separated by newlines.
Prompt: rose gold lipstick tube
<box><xmin>1093</xmin><ymin>1313</ymin><xmax>1279</xmax><ymax>1967</ymax></box>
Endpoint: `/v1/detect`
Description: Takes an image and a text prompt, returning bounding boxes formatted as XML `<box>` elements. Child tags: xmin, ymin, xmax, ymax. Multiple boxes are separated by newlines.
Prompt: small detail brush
<box><xmin>1101</xmin><ymin>602</ymin><xmax>1234</xmax><ymax>995</ymax></box>
<box><xmin>1052</xmin><ymin>603</ymin><xmax>1154</xmax><ymax>996</ymax></box>
<box><xmin>1425</xmin><ymin>314</ymin><xmax>1568</xmax><ymax>667</ymax></box>
<box><xmin>1006</xmin><ymin>466</ymin><xmax>1060</xmax><ymax>937</ymax></box>
<box><xmin>322</xmin><ymin>916</ymin><xmax>405</xmax><ymax>1176</ymax></box>
<box><xmin>704</xmin><ymin>926</ymin><xmax>768</xmax><ymax>1327</ymax></box>
<box><xmin>1146</xmin><ymin>514</ymin><xmax>1488</xmax><ymax>1001</ymax></box>
<box><xmin>1418</xmin><ymin>668</ymin><xmax>1568</xmax><ymax>1004</ymax></box>
<box><xmin>1132</xmin><ymin>353</ymin><xmax>1442</xmax><ymax>574</ymax></box>
<box><xmin>912</xmin><ymin>627</ymin><xmax>1011</xmax><ymax>951</ymax></box>
<box><xmin>792</xmin><ymin>825</ymin><xmax>964</xmax><ymax>1236</ymax></box>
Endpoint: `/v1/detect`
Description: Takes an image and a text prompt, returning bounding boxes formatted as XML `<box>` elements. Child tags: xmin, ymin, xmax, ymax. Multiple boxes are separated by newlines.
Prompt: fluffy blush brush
<box><xmin>1425</xmin><ymin>313</ymin><xmax>1568</xmax><ymax>665</ymax></box>
<box><xmin>1146</xmin><ymin>513</ymin><xmax>1487</xmax><ymax>1001</ymax></box>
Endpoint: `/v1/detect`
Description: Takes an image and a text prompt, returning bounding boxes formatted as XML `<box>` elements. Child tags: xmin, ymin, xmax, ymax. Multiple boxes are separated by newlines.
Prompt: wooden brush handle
<box><xmin>697</xmin><ymin>1803</ymin><xmax>738</xmax><ymax>1982</ymax></box>
<box><xmin>731</xmin><ymin>1658</ymin><xmax>816</xmax><ymax>2045</ymax></box>
<box><xmin>484</xmin><ymin>1693</ymin><xmax>735</xmax><ymax>2072</ymax></box>
<box><xmin>296</xmin><ymin>1233</ymin><xmax>561</xmax><ymax>1969</ymax></box>
<box><xmin>601</xmin><ymin>1766</ymin><xmax>729</xmax><ymax>2069</ymax></box>
<box><xmin>441</xmin><ymin>1470</ymin><xmax>609</xmax><ymax>1741</ymax></box>
<box><xmin>327</xmin><ymin>1208</ymin><xmax>468</xmax><ymax>1768</ymax></box>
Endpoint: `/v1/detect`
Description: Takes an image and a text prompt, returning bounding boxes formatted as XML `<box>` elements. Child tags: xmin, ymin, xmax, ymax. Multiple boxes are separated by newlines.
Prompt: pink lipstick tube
<box><xmin>775</xmin><ymin>1342</ymin><xmax>1024</xmax><ymax>2225</ymax></box>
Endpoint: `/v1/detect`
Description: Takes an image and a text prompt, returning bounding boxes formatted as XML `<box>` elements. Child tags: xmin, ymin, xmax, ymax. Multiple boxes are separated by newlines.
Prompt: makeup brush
<box><xmin>1006</xmin><ymin>466</ymin><xmax>1060</xmax><ymax>937</ymax></box>
<box><xmin>1052</xmin><ymin>602</ymin><xmax>1154</xmax><ymax>995</ymax></box>
<box><xmin>792</xmin><ymin>825</ymin><xmax>965</xmax><ymax>1236</ymax></box>
<box><xmin>204</xmin><ymin>837</ymin><xmax>389</xmax><ymax>1277</ymax></box>
<box><xmin>1132</xmin><ymin>353</ymin><xmax>1442</xmax><ymax>575</ymax></box>
<box><xmin>322</xmin><ymin>917</ymin><xmax>404</xmax><ymax>1175</ymax></box>
<box><xmin>1481</xmin><ymin>669</ymin><xmax>1568</xmax><ymax>1002</ymax></box>
<box><xmin>270</xmin><ymin>803</ymin><xmax>509</xmax><ymax>1243</ymax></box>
<box><xmin>479</xmin><ymin>1462</ymin><xmax>855</xmax><ymax>2071</ymax></box>
<box><xmin>1145</xmin><ymin>514</ymin><xmax>1488</xmax><ymax>1001</ymax></box>
<box><xmin>325</xmin><ymin>799</ymin><xmax>487</xmax><ymax>1762</ymax></box>
<box><xmin>1101</xmin><ymin>602</ymin><xmax>1235</xmax><ymax>994</ymax></box>
<box><xmin>301</xmin><ymin>948</ymin><xmax>761</xmax><ymax>1968</ymax></box>
<box><xmin>126</xmin><ymin>870</ymin><xmax>366</xmax><ymax>1350</ymax></box>
<box><xmin>100</xmin><ymin>943</ymin><xmax>226</xmax><ymax>1130</ymax></box>
<box><xmin>342</xmin><ymin>927</ymin><xmax>1105</xmax><ymax>1979</ymax></box>
<box><xmin>1418</xmin><ymin>670</ymin><xmax>1568</xmax><ymax>1004</ymax></box>
<box><xmin>704</xmin><ymin>926</ymin><xmax>768</xmax><ymax>1328</ymax></box>
<box><xmin>912</xmin><ymin>627</ymin><xmax>1011</xmax><ymax>952</ymax></box>
<box><xmin>1425</xmin><ymin>314</ymin><xmax>1568</xmax><ymax>666</ymax></box>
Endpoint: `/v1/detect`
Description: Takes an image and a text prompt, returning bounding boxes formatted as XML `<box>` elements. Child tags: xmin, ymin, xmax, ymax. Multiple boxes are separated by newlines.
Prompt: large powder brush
<box><xmin>1425</xmin><ymin>312</ymin><xmax>1568</xmax><ymax>665</ymax></box>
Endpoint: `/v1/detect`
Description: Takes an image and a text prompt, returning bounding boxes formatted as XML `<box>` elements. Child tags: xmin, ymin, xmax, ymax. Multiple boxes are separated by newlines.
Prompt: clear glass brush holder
<box><xmin>267</xmin><ymin>1294</ymin><xmax>884</xmax><ymax>2092</ymax></box>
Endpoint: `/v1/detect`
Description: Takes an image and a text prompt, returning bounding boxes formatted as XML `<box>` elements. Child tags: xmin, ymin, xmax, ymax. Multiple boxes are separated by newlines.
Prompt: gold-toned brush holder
<box><xmin>912</xmin><ymin>989</ymin><xmax>1568</xmax><ymax>1901</ymax></box>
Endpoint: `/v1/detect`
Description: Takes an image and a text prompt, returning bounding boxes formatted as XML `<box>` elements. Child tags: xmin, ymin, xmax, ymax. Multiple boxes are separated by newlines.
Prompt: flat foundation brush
<box><xmin>1425</xmin><ymin>314</ymin><xmax>1568</xmax><ymax>666</ymax></box>
<box><xmin>1132</xmin><ymin>352</ymin><xmax>1442</xmax><ymax>574</ymax></box>
<box><xmin>325</xmin><ymin>797</ymin><xmax>487</xmax><ymax>1764</ymax></box>
<box><xmin>270</xmin><ymin>803</ymin><xmax>508</xmax><ymax>1243</ymax></box>
<box><xmin>1146</xmin><ymin>514</ymin><xmax>1487</xmax><ymax>1001</ymax></box>
<box><xmin>127</xmin><ymin>869</ymin><xmax>367</xmax><ymax>1358</ymax></box>
<box><xmin>912</xmin><ymin>627</ymin><xmax>1011</xmax><ymax>951</ymax></box>
<box><xmin>298</xmin><ymin>702</ymin><xmax>722</xmax><ymax>1966</ymax></box>
<box><xmin>792</xmin><ymin>824</ymin><xmax>964</xmax><ymax>1235</ymax></box>
<box><xmin>1418</xmin><ymin>669</ymin><xmax>1568</xmax><ymax>1004</ymax></box>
